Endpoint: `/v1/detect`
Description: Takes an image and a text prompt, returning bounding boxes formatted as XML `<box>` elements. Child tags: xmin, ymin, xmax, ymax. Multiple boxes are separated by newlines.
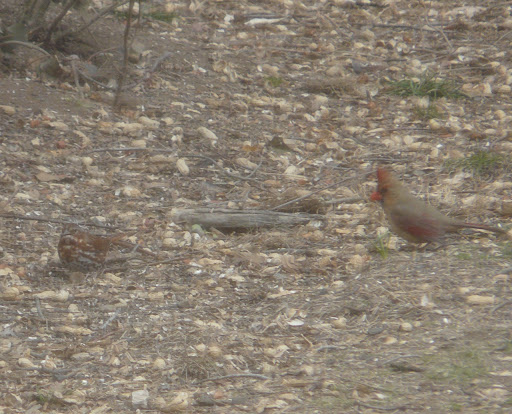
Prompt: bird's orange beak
<box><xmin>370</xmin><ymin>191</ymin><xmax>382</xmax><ymax>201</ymax></box>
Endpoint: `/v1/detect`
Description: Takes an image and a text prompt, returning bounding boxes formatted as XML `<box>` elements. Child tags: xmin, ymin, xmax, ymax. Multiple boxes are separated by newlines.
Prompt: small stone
<box><xmin>0</xmin><ymin>105</ymin><xmax>16</xmax><ymax>115</ymax></box>
<box><xmin>368</xmin><ymin>325</ymin><xmax>385</xmax><ymax>335</ymax></box>
<box><xmin>466</xmin><ymin>295</ymin><xmax>494</xmax><ymax>305</ymax></box>
<box><xmin>132</xmin><ymin>389</ymin><xmax>149</xmax><ymax>408</ymax></box>
<box><xmin>332</xmin><ymin>317</ymin><xmax>347</xmax><ymax>329</ymax></box>
<box><xmin>400</xmin><ymin>322</ymin><xmax>413</xmax><ymax>332</ymax></box>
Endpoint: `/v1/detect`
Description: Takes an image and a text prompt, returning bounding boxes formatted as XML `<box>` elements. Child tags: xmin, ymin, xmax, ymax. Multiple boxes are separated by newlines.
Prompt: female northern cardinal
<box><xmin>370</xmin><ymin>168</ymin><xmax>506</xmax><ymax>243</ymax></box>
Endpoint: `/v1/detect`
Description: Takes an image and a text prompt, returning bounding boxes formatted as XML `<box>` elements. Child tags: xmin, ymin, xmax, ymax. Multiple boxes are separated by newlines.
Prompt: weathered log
<box><xmin>171</xmin><ymin>208</ymin><xmax>322</xmax><ymax>229</ymax></box>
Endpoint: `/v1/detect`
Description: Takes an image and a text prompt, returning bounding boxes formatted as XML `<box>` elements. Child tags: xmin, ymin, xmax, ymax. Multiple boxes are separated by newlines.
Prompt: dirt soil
<box><xmin>1</xmin><ymin>0</ymin><xmax>512</xmax><ymax>413</ymax></box>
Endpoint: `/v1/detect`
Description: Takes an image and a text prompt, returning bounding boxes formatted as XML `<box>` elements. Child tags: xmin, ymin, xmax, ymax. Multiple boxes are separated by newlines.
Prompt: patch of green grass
<box><xmin>373</xmin><ymin>232</ymin><xmax>391</xmax><ymax>259</ymax></box>
<box><xmin>413</xmin><ymin>104</ymin><xmax>444</xmax><ymax>120</ymax></box>
<box><xmin>423</xmin><ymin>347</ymin><xmax>489</xmax><ymax>386</ymax></box>
<box><xmin>386</xmin><ymin>73</ymin><xmax>465</xmax><ymax>100</ymax></box>
<box><xmin>449</xmin><ymin>402</ymin><xmax>464</xmax><ymax>411</ymax></box>
<box><xmin>147</xmin><ymin>11</ymin><xmax>178</xmax><ymax>22</ymax></box>
<box><xmin>454</xmin><ymin>252</ymin><xmax>472</xmax><ymax>260</ymax></box>
<box><xmin>504</xmin><ymin>341</ymin><xmax>512</xmax><ymax>354</ymax></box>
<box><xmin>113</xmin><ymin>7</ymin><xmax>178</xmax><ymax>22</ymax></box>
<box><xmin>456</xmin><ymin>242</ymin><xmax>512</xmax><ymax>262</ymax></box>
<box><xmin>264</xmin><ymin>76</ymin><xmax>284</xmax><ymax>88</ymax></box>
<box><xmin>445</xmin><ymin>151</ymin><xmax>507</xmax><ymax>176</ymax></box>
<box><xmin>35</xmin><ymin>390</ymin><xmax>54</xmax><ymax>403</ymax></box>
<box><xmin>113</xmin><ymin>10</ymin><xmax>131</xmax><ymax>19</ymax></box>
<box><xmin>499</xmin><ymin>242</ymin><xmax>512</xmax><ymax>259</ymax></box>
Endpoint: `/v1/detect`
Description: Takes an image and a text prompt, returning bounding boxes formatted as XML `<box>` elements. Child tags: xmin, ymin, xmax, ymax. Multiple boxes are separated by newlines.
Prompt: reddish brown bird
<box><xmin>58</xmin><ymin>225</ymin><xmax>126</xmax><ymax>272</ymax></box>
<box><xmin>370</xmin><ymin>167</ymin><xmax>506</xmax><ymax>243</ymax></box>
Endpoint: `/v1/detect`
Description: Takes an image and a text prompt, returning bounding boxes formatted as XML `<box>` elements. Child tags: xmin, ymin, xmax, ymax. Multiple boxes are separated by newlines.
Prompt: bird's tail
<box><xmin>459</xmin><ymin>222</ymin><xmax>507</xmax><ymax>235</ymax></box>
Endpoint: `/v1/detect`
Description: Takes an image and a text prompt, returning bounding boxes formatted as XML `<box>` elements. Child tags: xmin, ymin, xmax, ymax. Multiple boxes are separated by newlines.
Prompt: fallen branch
<box><xmin>172</xmin><ymin>208</ymin><xmax>322</xmax><ymax>230</ymax></box>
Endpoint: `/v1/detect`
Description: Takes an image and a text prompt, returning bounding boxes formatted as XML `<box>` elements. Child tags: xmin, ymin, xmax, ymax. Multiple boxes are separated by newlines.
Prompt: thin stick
<box><xmin>44</xmin><ymin>0</ymin><xmax>80</xmax><ymax>44</ymax></box>
<box><xmin>35</xmin><ymin>297</ymin><xmax>45</xmax><ymax>319</ymax></box>
<box><xmin>270</xmin><ymin>171</ymin><xmax>371</xmax><ymax>211</ymax></box>
<box><xmin>0</xmin><ymin>40</ymin><xmax>50</xmax><ymax>56</ymax></box>
<box><xmin>55</xmin><ymin>0</ymin><xmax>130</xmax><ymax>43</ymax></box>
<box><xmin>316</xmin><ymin>345</ymin><xmax>344</xmax><ymax>352</ymax></box>
<box><xmin>149</xmin><ymin>52</ymin><xmax>173</xmax><ymax>73</ymax></box>
<box><xmin>198</xmin><ymin>373</ymin><xmax>271</xmax><ymax>383</ymax></box>
<box><xmin>87</xmin><ymin>147</ymin><xmax>149</xmax><ymax>153</ymax></box>
<box><xmin>100</xmin><ymin>309</ymin><xmax>121</xmax><ymax>330</ymax></box>
<box><xmin>427</xmin><ymin>23</ymin><xmax>453</xmax><ymax>52</ymax></box>
<box><xmin>144</xmin><ymin>253</ymin><xmax>191</xmax><ymax>266</ymax></box>
<box><xmin>357</xmin><ymin>402</ymin><xmax>409</xmax><ymax>411</ymax></box>
<box><xmin>111</xmin><ymin>239</ymin><xmax>159</xmax><ymax>258</ymax></box>
<box><xmin>114</xmin><ymin>0</ymin><xmax>135</xmax><ymax>108</ymax></box>
<box><xmin>491</xmin><ymin>300</ymin><xmax>511</xmax><ymax>314</ymax></box>
<box><xmin>70</xmin><ymin>59</ymin><xmax>84</xmax><ymax>99</ymax></box>
<box><xmin>76</xmin><ymin>68</ymin><xmax>116</xmax><ymax>90</ymax></box>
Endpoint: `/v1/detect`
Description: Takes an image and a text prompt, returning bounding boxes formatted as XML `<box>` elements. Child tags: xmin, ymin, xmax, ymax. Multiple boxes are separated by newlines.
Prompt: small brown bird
<box><xmin>58</xmin><ymin>225</ymin><xmax>125</xmax><ymax>272</ymax></box>
<box><xmin>370</xmin><ymin>167</ymin><xmax>506</xmax><ymax>243</ymax></box>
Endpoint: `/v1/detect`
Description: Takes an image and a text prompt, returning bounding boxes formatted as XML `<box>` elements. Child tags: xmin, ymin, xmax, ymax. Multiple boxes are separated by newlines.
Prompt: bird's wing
<box><xmin>387</xmin><ymin>203</ymin><xmax>443</xmax><ymax>241</ymax></box>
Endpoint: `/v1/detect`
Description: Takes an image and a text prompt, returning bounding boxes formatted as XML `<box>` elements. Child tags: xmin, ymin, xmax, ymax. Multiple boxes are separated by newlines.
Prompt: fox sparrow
<box><xmin>58</xmin><ymin>225</ymin><xmax>125</xmax><ymax>272</ymax></box>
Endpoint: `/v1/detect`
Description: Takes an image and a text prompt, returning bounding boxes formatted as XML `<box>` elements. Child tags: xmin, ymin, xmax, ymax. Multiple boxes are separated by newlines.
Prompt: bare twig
<box><xmin>0</xmin><ymin>40</ymin><xmax>50</xmax><ymax>56</ymax></box>
<box><xmin>357</xmin><ymin>402</ymin><xmax>409</xmax><ymax>411</ymax></box>
<box><xmin>55</xmin><ymin>0</ymin><xmax>130</xmax><ymax>43</ymax></box>
<box><xmin>426</xmin><ymin>23</ymin><xmax>454</xmax><ymax>52</ymax></box>
<box><xmin>149</xmin><ymin>52</ymin><xmax>173</xmax><ymax>73</ymax></box>
<box><xmin>495</xmin><ymin>29</ymin><xmax>512</xmax><ymax>43</ymax></box>
<box><xmin>70</xmin><ymin>59</ymin><xmax>84</xmax><ymax>99</ymax></box>
<box><xmin>111</xmin><ymin>239</ymin><xmax>159</xmax><ymax>258</ymax></box>
<box><xmin>198</xmin><ymin>373</ymin><xmax>271</xmax><ymax>383</ymax></box>
<box><xmin>316</xmin><ymin>345</ymin><xmax>344</xmax><ymax>352</ymax></box>
<box><xmin>18</xmin><ymin>366</ymin><xmax>75</xmax><ymax>381</ymax></box>
<box><xmin>87</xmin><ymin>147</ymin><xmax>149</xmax><ymax>153</ymax></box>
<box><xmin>76</xmin><ymin>68</ymin><xmax>116</xmax><ymax>90</ymax></box>
<box><xmin>35</xmin><ymin>297</ymin><xmax>45</xmax><ymax>320</ymax></box>
<box><xmin>114</xmin><ymin>0</ymin><xmax>135</xmax><ymax>108</ymax></box>
<box><xmin>44</xmin><ymin>0</ymin><xmax>80</xmax><ymax>44</ymax></box>
<box><xmin>491</xmin><ymin>300</ymin><xmax>512</xmax><ymax>313</ymax></box>
<box><xmin>100</xmin><ymin>309</ymin><xmax>121</xmax><ymax>330</ymax></box>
